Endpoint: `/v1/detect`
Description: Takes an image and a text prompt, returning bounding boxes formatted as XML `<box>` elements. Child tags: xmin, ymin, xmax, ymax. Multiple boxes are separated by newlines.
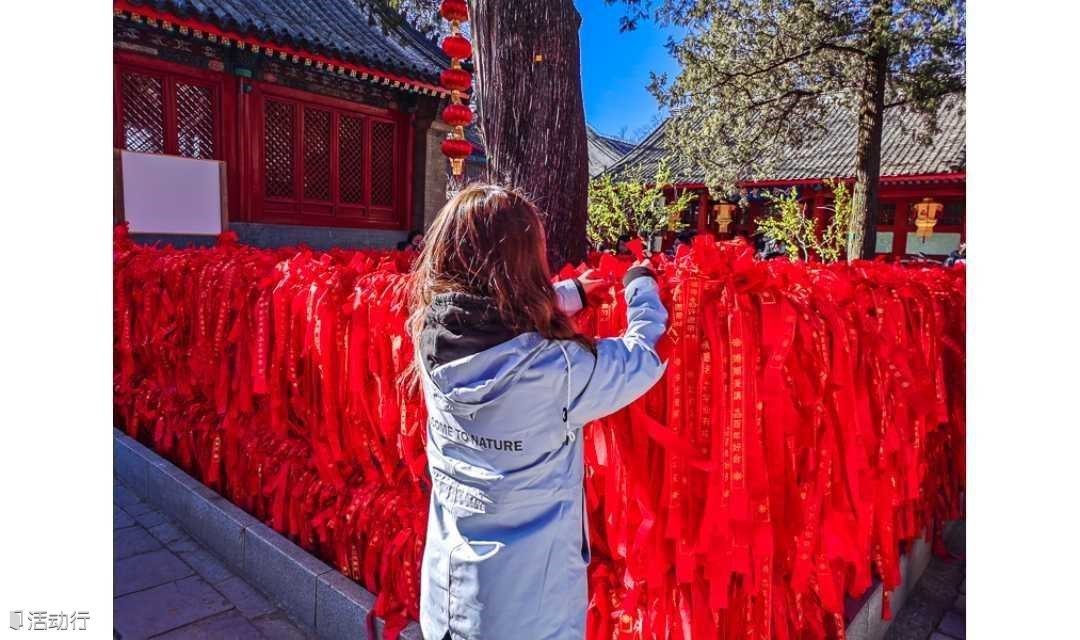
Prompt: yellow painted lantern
<box><xmin>913</xmin><ymin>197</ymin><xmax>943</xmax><ymax>240</ymax></box>
<box><xmin>714</xmin><ymin>202</ymin><xmax>736</xmax><ymax>234</ymax></box>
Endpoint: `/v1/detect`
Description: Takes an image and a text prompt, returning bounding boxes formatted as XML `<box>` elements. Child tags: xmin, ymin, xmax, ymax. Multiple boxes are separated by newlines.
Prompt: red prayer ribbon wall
<box><xmin>114</xmin><ymin>227</ymin><xmax>965</xmax><ymax>639</ymax></box>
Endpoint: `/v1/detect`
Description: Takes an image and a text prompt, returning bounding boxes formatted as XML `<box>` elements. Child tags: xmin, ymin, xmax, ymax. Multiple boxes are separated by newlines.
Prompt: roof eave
<box><xmin>115</xmin><ymin>0</ymin><xmax>450</xmax><ymax>95</ymax></box>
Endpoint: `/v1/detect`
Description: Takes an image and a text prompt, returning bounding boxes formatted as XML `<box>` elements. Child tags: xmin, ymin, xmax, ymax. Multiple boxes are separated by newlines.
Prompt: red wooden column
<box><xmin>745</xmin><ymin>201</ymin><xmax>761</xmax><ymax>237</ymax></box>
<box><xmin>236</xmin><ymin>76</ymin><xmax>252</xmax><ymax>222</ymax></box>
<box><xmin>890</xmin><ymin>196</ymin><xmax>911</xmax><ymax>256</ymax></box>
<box><xmin>698</xmin><ymin>189</ymin><xmax>711</xmax><ymax>234</ymax></box>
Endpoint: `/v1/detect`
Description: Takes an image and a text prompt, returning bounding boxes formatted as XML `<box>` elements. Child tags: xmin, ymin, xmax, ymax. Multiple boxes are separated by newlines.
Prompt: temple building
<box><xmin>607</xmin><ymin>96</ymin><xmax>966</xmax><ymax>257</ymax></box>
<box><xmin>113</xmin><ymin>0</ymin><xmax>453</xmax><ymax>248</ymax></box>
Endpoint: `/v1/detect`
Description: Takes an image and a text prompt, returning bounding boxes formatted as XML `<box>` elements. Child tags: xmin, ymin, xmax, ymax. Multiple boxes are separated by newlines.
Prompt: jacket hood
<box><xmin>420</xmin><ymin>293</ymin><xmax>548</xmax><ymax>417</ymax></box>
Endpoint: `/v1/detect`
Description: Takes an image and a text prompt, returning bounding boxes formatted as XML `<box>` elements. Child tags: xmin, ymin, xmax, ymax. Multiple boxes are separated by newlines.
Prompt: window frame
<box><xmin>114</xmin><ymin>56</ymin><xmax>224</xmax><ymax>161</ymax></box>
<box><xmin>250</xmin><ymin>81</ymin><xmax>412</xmax><ymax>230</ymax></box>
<box><xmin>114</xmin><ymin>52</ymin><xmax>414</xmax><ymax>230</ymax></box>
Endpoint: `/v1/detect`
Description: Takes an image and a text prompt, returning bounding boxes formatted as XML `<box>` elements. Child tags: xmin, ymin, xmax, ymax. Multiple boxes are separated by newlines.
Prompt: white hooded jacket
<box><xmin>418</xmin><ymin>272</ymin><xmax>668</xmax><ymax>640</ymax></box>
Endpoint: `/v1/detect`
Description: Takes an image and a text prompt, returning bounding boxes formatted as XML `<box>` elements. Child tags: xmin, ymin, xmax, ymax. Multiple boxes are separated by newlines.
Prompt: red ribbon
<box><xmin>114</xmin><ymin>230</ymin><xmax>966</xmax><ymax>639</ymax></box>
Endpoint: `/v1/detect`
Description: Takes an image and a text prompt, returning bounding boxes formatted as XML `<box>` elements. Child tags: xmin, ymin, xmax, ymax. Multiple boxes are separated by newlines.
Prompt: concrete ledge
<box><xmin>114</xmin><ymin>431</ymin><xmax>152</xmax><ymax>499</ymax></box>
<box><xmin>845</xmin><ymin>523</ymin><xmax>957</xmax><ymax>640</ymax></box>
<box><xmin>119</xmin><ymin>427</ymin><xmax>951</xmax><ymax>640</ymax></box>
<box><xmin>317</xmin><ymin>570</ymin><xmax>377</xmax><ymax>639</ymax></box>
<box><xmin>114</xmin><ymin>429</ymin><xmax>422</xmax><ymax>640</ymax></box>
<box><xmin>242</xmin><ymin>523</ymin><xmax>330</xmax><ymax>629</ymax></box>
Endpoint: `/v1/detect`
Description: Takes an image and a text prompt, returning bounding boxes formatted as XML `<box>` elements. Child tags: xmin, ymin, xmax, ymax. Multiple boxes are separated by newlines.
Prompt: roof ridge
<box><xmin>604</xmin><ymin>95</ymin><xmax>965</xmax><ymax>183</ymax></box>
<box><xmin>588</xmin><ymin>125</ymin><xmax>635</xmax><ymax>147</ymax></box>
<box><xmin>125</xmin><ymin>0</ymin><xmax>449</xmax><ymax>83</ymax></box>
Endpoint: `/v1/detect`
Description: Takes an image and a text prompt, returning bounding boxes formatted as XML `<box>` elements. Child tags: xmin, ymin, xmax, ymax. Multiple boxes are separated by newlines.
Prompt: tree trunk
<box><xmin>467</xmin><ymin>0</ymin><xmax>590</xmax><ymax>267</ymax></box>
<box><xmin>847</xmin><ymin>2</ymin><xmax>890</xmax><ymax>261</ymax></box>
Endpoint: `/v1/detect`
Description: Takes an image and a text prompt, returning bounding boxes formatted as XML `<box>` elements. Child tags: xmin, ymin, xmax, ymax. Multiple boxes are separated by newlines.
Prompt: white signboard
<box><xmin>875</xmin><ymin>231</ymin><xmax>894</xmax><ymax>254</ymax></box>
<box><xmin>119</xmin><ymin>151</ymin><xmax>226</xmax><ymax>235</ymax></box>
<box><xmin>905</xmin><ymin>231</ymin><xmax>961</xmax><ymax>256</ymax></box>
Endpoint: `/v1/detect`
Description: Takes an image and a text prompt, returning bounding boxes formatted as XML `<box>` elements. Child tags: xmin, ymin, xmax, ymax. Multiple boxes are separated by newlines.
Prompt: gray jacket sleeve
<box><xmin>553</xmin><ymin>278</ymin><xmax>585</xmax><ymax>316</ymax></box>
<box><xmin>572</xmin><ymin>273</ymin><xmax>668</xmax><ymax>423</ymax></box>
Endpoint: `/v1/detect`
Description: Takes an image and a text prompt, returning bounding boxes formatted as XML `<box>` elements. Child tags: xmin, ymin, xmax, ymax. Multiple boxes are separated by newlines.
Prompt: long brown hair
<box><xmin>407</xmin><ymin>184</ymin><xmax>591</xmax><ymax>369</ymax></box>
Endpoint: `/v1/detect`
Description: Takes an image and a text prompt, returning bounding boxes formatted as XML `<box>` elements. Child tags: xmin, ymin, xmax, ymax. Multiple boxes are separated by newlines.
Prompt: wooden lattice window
<box><xmin>175</xmin><ymin>83</ymin><xmax>215</xmax><ymax>159</ymax></box>
<box><xmin>941</xmin><ymin>200</ymin><xmax>965</xmax><ymax>226</ymax></box>
<box><xmin>256</xmin><ymin>87</ymin><xmax>407</xmax><ymax>228</ymax></box>
<box><xmin>878</xmin><ymin>203</ymin><xmax>897</xmax><ymax>226</ymax></box>
<box><xmin>116</xmin><ymin>65</ymin><xmax>219</xmax><ymax>159</ymax></box>
<box><xmin>120</xmin><ymin>71</ymin><xmax>165</xmax><ymax>154</ymax></box>
<box><xmin>338</xmin><ymin>115</ymin><xmax>366</xmax><ymax>205</ymax></box>
<box><xmin>370</xmin><ymin>120</ymin><xmax>397</xmax><ymax>208</ymax></box>
<box><xmin>303</xmin><ymin>108</ymin><xmax>332</xmax><ymax>201</ymax></box>
<box><xmin>264</xmin><ymin>100</ymin><xmax>296</xmax><ymax>198</ymax></box>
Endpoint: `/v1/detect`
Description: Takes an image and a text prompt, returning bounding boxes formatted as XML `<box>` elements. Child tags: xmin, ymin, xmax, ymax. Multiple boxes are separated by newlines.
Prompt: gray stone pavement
<box><xmin>114</xmin><ymin>475</ymin><xmax>318</xmax><ymax>640</ymax></box>
<box><xmin>884</xmin><ymin>521</ymin><xmax>966</xmax><ymax>640</ymax></box>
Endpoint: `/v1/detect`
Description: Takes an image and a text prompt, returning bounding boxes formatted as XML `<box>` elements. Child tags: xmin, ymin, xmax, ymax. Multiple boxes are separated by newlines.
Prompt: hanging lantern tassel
<box><xmin>439</xmin><ymin>0</ymin><xmax>472</xmax><ymax>177</ymax></box>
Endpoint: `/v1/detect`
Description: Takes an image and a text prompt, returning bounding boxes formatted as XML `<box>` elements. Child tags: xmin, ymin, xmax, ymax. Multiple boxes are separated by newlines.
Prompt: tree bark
<box><xmin>467</xmin><ymin>0</ymin><xmax>590</xmax><ymax>267</ymax></box>
<box><xmin>847</xmin><ymin>2</ymin><xmax>890</xmax><ymax>261</ymax></box>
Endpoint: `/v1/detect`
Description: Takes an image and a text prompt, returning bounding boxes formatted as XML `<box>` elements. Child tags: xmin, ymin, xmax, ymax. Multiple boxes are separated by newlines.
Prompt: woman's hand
<box><xmin>576</xmin><ymin>269</ymin><xmax>608</xmax><ymax>297</ymax></box>
<box><xmin>621</xmin><ymin>258</ymin><xmax>657</xmax><ymax>287</ymax></box>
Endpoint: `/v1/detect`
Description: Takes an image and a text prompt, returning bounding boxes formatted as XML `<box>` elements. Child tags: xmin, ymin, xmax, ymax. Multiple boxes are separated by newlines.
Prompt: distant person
<box><xmin>669</xmin><ymin>230</ymin><xmax>696</xmax><ymax>256</ymax></box>
<box><xmin>945</xmin><ymin>242</ymin><xmax>966</xmax><ymax>267</ymax></box>
<box><xmin>755</xmin><ymin>236</ymin><xmax>786</xmax><ymax>260</ymax></box>
<box><xmin>752</xmin><ymin>234</ymin><xmax>767</xmax><ymax>254</ymax></box>
<box><xmin>615</xmin><ymin>234</ymin><xmax>632</xmax><ymax>256</ymax></box>
<box><xmin>397</xmin><ymin>230</ymin><xmax>424</xmax><ymax>252</ymax></box>
<box><xmin>408</xmin><ymin>184</ymin><xmax>667</xmax><ymax>640</ymax></box>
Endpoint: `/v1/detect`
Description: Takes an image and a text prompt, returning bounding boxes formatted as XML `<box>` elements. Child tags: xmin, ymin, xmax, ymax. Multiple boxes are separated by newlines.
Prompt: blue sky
<box><xmin>577</xmin><ymin>1</ymin><xmax>683</xmax><ymax>141</ymax></box>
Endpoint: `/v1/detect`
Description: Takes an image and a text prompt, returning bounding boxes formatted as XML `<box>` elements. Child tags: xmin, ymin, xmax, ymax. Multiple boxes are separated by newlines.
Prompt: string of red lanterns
<box><xmin>439</xmin><ymin>0</ymin><xmax>473</xmax><ymax>176</ymax></box>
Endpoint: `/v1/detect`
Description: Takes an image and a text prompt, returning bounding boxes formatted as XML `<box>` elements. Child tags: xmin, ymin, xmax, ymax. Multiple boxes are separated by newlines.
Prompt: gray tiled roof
<box><xmin>587</xmin><ymin>127</ymin><xmax>635</xmax><ymax>176</ymax></box>
<box><xmin>460</xmin><ymin>124</ymin><xmax>635</xmax><ymax>176</ymax></box>
<box><xmin>130</xmin><ymin>0</ymin><xmax>448</xmax><ymax>82</ymax></box>
<box><xmin>607</xmin><ymin>94</ymin><xmax>966</xmax><ymax>184</ymax></box>
<box><xmin>463</xmin><ymin>123</ymin><xmax>487</xmax><ymax>162</ymax></box>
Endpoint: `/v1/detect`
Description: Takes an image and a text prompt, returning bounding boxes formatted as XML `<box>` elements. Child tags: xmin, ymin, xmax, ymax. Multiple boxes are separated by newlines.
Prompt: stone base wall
<box><xmin>132</xmin><ymin>222</ymin><xmax>406</xmax><ymax>251</ymax></box>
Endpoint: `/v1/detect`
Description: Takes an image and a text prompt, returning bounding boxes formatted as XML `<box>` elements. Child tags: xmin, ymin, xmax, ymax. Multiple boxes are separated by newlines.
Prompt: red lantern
<box><xmin>442</xmin><ymin>104</ymin><xmax>474</xmax><ymax>127</ymax></box>
<box><xmin>442</xmin><ymin>137</ymin><xmax>472</xmax><ymax>176</ymax></box>
<box><xmin>439</xmin><ymin>0</ymin><xmax>469</xmax><ymax>22</ymax></box>
<box><xmin>440</xmin><ymin>68</ymin><xmax>472</xmax><ymax>92</ymax></box>
<box><xmin>441</xmin><ymin>137</ymin><xmax>472</xmax><ymax>159</ymax></box>
<box><xmin>442</xmin><ymin>35</ymin><xmax>472</xmax><ymax>60</ymax></box>
<box><xmin>438</xmin><ymin>0</ymin><xmax>472</xmax><ymax>179</ymax></box>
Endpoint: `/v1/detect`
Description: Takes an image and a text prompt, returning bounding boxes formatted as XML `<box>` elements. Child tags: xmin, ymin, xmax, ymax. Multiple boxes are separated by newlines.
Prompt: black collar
<box><xmin>420</xmin><ymin>293</ymin><xmax>521</xmax><ymax>372</ymax></box>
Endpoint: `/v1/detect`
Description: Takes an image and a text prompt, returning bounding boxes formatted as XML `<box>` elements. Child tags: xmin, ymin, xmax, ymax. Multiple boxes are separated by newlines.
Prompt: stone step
<box><xmin>114</xmin><ymin>429</ymin><xmax>421</xmax><ymax>640</ymax></box>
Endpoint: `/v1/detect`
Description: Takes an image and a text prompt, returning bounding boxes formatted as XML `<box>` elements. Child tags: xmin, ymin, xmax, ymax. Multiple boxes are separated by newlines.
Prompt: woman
<box><xmin>399</xmin><ymin>230</ymin><xmax>425</xmax><ymax>252</ymax></box>
<box><xmin>408</xmin><ymin>184</ymin><xmax>668</xmax><ymax>640</ymax></box>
